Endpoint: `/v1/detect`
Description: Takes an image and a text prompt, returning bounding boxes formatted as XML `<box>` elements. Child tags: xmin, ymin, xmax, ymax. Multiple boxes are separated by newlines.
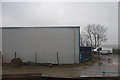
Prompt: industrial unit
<box><xmin>2</xmin><ymin>26</ymin><xmax>80</xmax><ymax>64</ymax></box>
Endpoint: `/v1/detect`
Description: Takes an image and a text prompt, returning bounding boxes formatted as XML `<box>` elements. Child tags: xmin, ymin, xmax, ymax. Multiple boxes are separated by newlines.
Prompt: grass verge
<box><xmin>54</xmin><ymin>58</ymin><xmax>101</xmax><ymax>68</ymax></box>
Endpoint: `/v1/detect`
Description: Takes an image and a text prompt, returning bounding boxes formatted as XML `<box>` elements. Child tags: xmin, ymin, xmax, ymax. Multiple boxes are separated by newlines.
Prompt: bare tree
<box><xmin>81</xmin><ymin>24</ymin><xmax>107</xmax><ymax>48</ymax></box>
<box><xmin>80</xmin><ymin>32</ymin><xmax>86</xmax><ymax>46</ymax></box>
<box><xmin>80</xmin><ymin>32</ymin><xmax>91</xmax><ymax>47</ymax></box>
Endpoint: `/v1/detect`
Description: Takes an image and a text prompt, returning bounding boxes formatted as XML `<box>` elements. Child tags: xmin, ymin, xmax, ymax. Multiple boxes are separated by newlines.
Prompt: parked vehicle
<box><xmin>100</xmin><ymin>50</ymin><xmax>110</xmax><ymax>55</ymax></box>
<box><xmin>93</xmin><ymin>47</ymin><xmax>113</xmax><ymax>55</ymax></box>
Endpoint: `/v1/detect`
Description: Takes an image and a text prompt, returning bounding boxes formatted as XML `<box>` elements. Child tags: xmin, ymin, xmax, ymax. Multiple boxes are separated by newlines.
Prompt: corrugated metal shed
<box><xmin>2</xmin><ymin>26</ymin><xmax>80</xmax><ymax>64</ymax></box>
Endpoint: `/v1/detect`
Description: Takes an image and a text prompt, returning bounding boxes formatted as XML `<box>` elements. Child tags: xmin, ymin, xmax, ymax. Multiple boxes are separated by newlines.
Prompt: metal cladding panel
<box><xmin>0</xmin><ymin>29</ymin><xmax>2</xmax><ymax>52</ymax></box>
<box><xmin>74</xmin><ymin>28</ymin><xmax>80</xmax><ymax>64</ymax></box>
<box><xmin>2</xmin><ymin>27</ymin><xmax>80</xmax><ymax>64</ymax></box>
<box><xmin>0</xmin><ymin>28</ymin><xmax>2</xmax><ymax>79</ymax></box>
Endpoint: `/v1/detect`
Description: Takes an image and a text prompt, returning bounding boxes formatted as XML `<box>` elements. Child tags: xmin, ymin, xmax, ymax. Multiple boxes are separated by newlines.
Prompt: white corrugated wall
<box><xmin>0</xmin><ymin>28</ymin><xmax>2</xmax><ymax>79</ymax></box>
<box><xmin>2</xmin><ymin>27</ymin><xmax>80</xmax><ymax>64</ymax></box>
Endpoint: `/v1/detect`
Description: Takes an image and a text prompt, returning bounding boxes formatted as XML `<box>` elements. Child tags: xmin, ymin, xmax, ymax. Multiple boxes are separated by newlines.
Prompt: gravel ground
<box><xmin>2</xmin><ymin>54</ymin><xmax>119</xmax><ymax>78</ymax></box>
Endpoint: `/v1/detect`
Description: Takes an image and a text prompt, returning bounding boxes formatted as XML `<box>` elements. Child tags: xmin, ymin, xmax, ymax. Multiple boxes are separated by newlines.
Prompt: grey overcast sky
<box><xmin>1</xmin><ymin>2</ymin><xmax>118</xmax><ymax>46</ymax></box>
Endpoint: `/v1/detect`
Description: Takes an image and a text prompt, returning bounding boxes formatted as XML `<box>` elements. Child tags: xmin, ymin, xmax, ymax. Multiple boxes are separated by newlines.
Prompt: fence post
<box><xmin>35</xmin><ymin>52</ymin><xmax>37</xmax><ymax>63</ymax></box>
<box><xmin>15</xmin><ymin>52</ymin><xmax>17</xmax><ymax>58</ymax></box>
<box><xmin>57</xmin><ymin>51</ymin><xmax>59</xmax><ymax>65</ymax></box>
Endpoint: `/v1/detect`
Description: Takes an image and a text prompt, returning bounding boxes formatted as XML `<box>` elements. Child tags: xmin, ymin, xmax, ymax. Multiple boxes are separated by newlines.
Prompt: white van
<box><xmin>100</xmin><ymin>50</ymin><xmax>111</xmax><ymax>55</ymax></box>
<box><xmin>93</xmin><ymin>47</ymin><xmax>113</xmax><ymax>55</ymax></box>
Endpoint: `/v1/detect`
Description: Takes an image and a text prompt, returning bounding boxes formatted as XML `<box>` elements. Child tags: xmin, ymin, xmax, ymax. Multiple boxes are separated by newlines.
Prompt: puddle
<box><xmin>112</xmin><ymin>62</ymin><xmax>118</xmax><ymax>65</ymax></box>
<box><xmin>80</xmin><ymin>75</ymin><xmax>88</xmax><ymax>77</ymax></box>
